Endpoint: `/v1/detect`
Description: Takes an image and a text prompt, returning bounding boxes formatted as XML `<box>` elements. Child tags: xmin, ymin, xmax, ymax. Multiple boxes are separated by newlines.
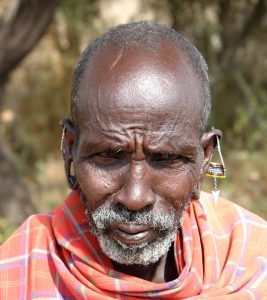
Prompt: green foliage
<box><xmin>0</xmin><ymin>218</ymin><xmax>15</xmax><ymax>245</ymax></box>
<box><xmin>61</xmin><ymin>0</ymin><xmax>99</xmax><ymax>29</ymax></box>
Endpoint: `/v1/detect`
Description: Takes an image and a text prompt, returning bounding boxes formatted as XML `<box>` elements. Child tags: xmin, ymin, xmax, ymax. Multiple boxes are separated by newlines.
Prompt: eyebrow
<box><xmin>79</xmin><ymin>136</ymin><xmax>127</xmax><ymax>155</ymax></box>
<box><xmin>146</xmin><ymin>144</ymin><xmax>199</xmax><ymax>156</ymax></box>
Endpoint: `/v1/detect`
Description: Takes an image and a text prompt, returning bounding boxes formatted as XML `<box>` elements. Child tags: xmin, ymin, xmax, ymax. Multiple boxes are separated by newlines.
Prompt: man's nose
<box><xmin>113</xmin><ymin>160</ymin><xmax>155</xmax><ymax>211</ymax></box>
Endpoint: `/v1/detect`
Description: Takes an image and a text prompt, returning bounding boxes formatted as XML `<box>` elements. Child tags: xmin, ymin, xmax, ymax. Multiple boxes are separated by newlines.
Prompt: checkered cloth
<box><xmin>1</xmin><ymin>191</ymin><xmax>267</xmax><ymax>299</ymax></box>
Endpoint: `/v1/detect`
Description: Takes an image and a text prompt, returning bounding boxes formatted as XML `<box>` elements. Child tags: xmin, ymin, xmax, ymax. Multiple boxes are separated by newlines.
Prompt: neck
<box><xmin>112</xmin><ymin>243</ymin><xmax>178</xmax><ymax>283</ymax></box>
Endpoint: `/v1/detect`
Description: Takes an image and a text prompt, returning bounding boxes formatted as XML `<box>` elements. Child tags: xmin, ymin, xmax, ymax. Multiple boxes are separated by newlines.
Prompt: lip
<box><xmin>109</xmin><ymin>223</ymin><xmax>158</xmax><ymax>245</ymax></box>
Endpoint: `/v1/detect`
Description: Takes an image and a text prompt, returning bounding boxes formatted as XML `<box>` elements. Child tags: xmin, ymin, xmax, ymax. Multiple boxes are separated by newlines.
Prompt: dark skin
<box><xmin>63</xmin><ymin>41</ymin><xmax>221</xmax><ymax>283</ymax></box>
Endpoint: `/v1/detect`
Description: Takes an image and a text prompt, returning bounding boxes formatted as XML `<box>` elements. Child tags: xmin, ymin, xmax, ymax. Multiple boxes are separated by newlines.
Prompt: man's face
<box><xmin>71</xmin><ymin>43</ymin><xmax>206</xmax><ymax>265</ymax></box>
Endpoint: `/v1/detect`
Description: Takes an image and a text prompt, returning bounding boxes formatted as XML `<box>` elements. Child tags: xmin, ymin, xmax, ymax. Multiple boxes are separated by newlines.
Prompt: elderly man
<box><xmin>1</xmin><ymin>22</ymin><xmax>267</xmax><ymax>299</ymax></box>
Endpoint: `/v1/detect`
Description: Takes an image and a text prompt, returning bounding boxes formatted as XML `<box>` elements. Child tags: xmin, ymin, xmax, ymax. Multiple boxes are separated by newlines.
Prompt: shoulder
<box><xmin>0</xmin><ymin>213</ymin><xmax>62</xmax><ymax>298</ymax></box>
<box><xmin>198</xmin><ymin>191</ymin><xmax>267</xmax><ymax>250</ymax></box>
<box><xmin>0</xmin><ymin>213</ymin><xmax>54</xmax><ymax>259</ymax></box>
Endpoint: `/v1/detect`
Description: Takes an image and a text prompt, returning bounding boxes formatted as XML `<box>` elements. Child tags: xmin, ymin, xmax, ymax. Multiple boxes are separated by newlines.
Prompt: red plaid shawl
<box><xmin>1</xmin><ymin>191</ymin><xmax>267</xmax><ymax>299</ymax></box>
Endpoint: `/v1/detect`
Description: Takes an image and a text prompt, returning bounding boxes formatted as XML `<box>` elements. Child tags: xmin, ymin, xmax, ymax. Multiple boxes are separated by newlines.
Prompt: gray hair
<box><xmin>71</xmin><ymin>21</ymin><xmax>211</xmax><ymax>133</ymax></box>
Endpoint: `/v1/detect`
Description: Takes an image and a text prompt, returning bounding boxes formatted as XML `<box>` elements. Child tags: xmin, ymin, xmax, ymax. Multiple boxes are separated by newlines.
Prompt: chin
<box><xmin>96</xmin><ymin>229</ymin><xmax>177</xmax><ymax>266</ymax></box>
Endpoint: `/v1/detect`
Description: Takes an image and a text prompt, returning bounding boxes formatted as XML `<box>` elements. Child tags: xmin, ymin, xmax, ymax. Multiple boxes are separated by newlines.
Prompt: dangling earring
<box><xmin>61</xmin><ymin>125</ymin><xmax>78</xmax><ymax>190</ymax></box>
<box><xmin>206</xmin><ymin>132</ymin><xmax>226</xmax><ymax>205</ymax></box>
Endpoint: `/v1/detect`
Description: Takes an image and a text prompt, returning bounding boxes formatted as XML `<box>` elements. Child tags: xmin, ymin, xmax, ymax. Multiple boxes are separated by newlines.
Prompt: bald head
<box><xmin>71</xmin><ymin>21</ymin><xmax>211</xmax><ymax>133</ymax></box>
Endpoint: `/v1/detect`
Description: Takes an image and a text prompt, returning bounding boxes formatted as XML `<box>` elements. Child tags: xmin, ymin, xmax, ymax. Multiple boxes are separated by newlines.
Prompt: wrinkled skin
<box><xmin>63</xmin><ymin>41</ymin><xmax>220</xmax><ymax>283</ymax></box>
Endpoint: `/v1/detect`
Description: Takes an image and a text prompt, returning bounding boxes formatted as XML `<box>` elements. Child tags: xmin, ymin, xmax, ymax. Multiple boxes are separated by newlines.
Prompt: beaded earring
<box><xmin>206</xmin><ymin>133</ymin><xmax>226</xmax><ymax>205</ymax></box>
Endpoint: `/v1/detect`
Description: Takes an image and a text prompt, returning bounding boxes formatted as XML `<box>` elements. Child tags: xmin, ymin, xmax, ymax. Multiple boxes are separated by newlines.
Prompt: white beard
<box><xmin>94</xmin><ymin>225</ymin><xmax>177</xmax><ymax>265</ymax></box>
<box><xmin>85</xmin><ymin>199</ymin><xmax>190</xmax><ymax>266</ymax></box>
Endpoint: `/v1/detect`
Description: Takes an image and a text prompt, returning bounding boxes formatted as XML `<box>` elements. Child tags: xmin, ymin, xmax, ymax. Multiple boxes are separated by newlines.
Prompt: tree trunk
<box><xmin>0</xmin><ymin>0</ymin><xmax>58</xmax><ymax>225</ymax></box>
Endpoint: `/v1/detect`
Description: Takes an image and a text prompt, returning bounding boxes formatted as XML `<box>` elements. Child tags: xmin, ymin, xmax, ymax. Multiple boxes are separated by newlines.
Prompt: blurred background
<box><xmin>0</xmin><ymin>0</ymin><xmax>266</xmax><ymax>243</ymax></box>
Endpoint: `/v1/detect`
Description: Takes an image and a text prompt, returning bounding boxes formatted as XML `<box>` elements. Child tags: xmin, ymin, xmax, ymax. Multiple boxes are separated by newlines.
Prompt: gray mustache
<box><xmin>90</xmin><ymin>205</ymin><xmax>178</xmax><ymax>232</ymax></box>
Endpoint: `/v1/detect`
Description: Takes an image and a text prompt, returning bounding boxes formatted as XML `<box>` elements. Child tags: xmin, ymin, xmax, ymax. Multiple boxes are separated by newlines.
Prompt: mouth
<box><xmin>108</xmin><ymin>223</ymin><xmax>158</xmax><ymax>246</ymax></box>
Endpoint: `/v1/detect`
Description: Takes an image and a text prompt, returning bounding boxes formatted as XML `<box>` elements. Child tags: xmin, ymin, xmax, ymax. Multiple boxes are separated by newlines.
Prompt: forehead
<box><xmin>77</xmin><ymin>41</ymin><xmax>203</xmax><ymax>138</ymax></box>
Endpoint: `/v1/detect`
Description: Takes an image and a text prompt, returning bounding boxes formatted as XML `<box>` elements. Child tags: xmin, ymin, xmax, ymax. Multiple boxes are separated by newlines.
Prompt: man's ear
<box><xmin>200</xmin><ymin>128</ymin><xmax>222</xmax><ymax>180</ymax></box>
<box><xmin>60</xmin><ymin>117</ymin><xmax>79</xmax><ymax>189</ymax></box>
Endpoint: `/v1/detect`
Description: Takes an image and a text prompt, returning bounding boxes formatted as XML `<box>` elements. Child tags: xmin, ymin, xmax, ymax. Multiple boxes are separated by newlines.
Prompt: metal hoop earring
<box><xmin>60</xmin><ymin>126</ymin><xmax>66</xmax><ymax>159</ymax></box>
<box><xmin>206</xmin><ymin>131</ymin><xmax>226</xmax><ymax>205</ymax></box>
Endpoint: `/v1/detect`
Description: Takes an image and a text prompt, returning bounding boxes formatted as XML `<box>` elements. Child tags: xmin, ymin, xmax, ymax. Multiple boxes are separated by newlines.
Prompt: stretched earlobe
<box><xmin>192</xmin><ymin>181</ymin><xmax>201</xmax><ymax>200</ymax></box>
<box><xmin>64</xmin><ymin>155</ymin><xmax>79</xmax><ymax>190</ymax></box>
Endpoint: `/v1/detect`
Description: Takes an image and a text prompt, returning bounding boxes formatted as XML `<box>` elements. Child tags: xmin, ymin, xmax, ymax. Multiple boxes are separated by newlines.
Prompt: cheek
<box><xmin>153</xmin><ymin>166</ymin><xmax>198</xmax><ymax>208</ymax></box>
<box><xmin>75</xmin><ymin>163</ymin><xmax>124</xmax><ymax>209</ymax></box>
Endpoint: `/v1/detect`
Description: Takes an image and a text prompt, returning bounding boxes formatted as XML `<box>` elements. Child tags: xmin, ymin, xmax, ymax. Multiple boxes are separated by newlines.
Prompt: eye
<box><xmin>151</xmin><ymin>152</ymin><xmax>182</xmax><ymax>162</ymax></box>
<box><xmin>98</xmin><ymin>148</ymin><xmax>125</xmax><ymax>160</ymax></box>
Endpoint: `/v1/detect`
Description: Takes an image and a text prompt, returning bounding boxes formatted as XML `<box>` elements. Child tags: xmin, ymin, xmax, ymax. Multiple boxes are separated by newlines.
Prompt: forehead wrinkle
<box><xmin>144</xmin><ymin>134</ymin><xmax>199</xmax><ymax>154</ymax></box>
<box><xmin>79</xmin><ymin>96</ymin><xmax>104</xmax><ymax>132</ymax></box>
<box><xmin>98</xmin><ymin>105</ymin><xmax>179</xmax><ymax>131</ymax></box>
<box><xmin>80</xmin><ymin>103</ymin><xmax>201</xmax><ymax>153</ymax></box>
<box><xmin>82</xmin><ymin>105</ymin><xmax>198</xmax><ymax>137</ymax></box>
